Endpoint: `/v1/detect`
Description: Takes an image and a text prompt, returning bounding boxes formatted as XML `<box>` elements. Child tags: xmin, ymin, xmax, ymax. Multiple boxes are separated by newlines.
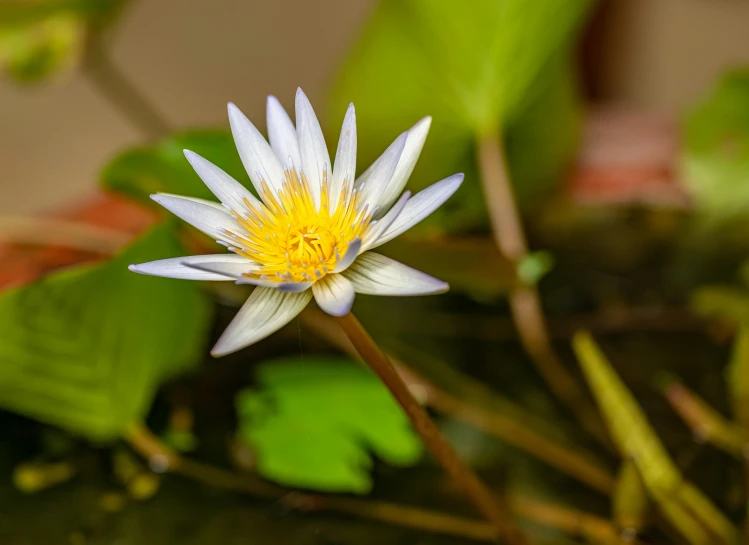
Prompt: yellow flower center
<box><xmin>225</xmin><ymin>168</ymin><xmax>372</xmax><ymax>284</ymax></box>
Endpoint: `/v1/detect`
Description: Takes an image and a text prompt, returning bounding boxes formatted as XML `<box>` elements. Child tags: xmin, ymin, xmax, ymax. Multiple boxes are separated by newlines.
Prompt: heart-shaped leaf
<box><xmin>236</xmin><ymin>357</ymin><xmax>422</xmax><ymax>494</ymax></box>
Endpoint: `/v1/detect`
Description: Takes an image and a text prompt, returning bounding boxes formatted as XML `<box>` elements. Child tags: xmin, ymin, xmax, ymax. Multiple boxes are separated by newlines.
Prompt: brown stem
<box><xmin>82</xmin><ymin>28</ymin><xmax>171</xmax><ymax>140</ymax></box>
<box><xmin>661</xmin><ymin>378</ymin><xmax>746</xmax><ymax>457</ymax></box>
<box><xmin>300</xmin><ymin>309</ymin><xmax>614</xmax><ymax>496</ymax></box>
<box><xmin>476</xmin><ymin>132</ymin><xmax>607</xmax><ymax>445</ymax></box>
<box><xmin>334</xmin><ymin>312</ymin><xmax>530</xmax><ymax>545</ymax></box>
<box><xmin>125</xmin><ymin>424</ymin><xmax>633</xmax><ymax>544</ymax></box>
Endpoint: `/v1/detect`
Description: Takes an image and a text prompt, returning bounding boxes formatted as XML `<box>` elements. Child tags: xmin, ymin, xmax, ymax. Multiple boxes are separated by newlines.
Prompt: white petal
<box><xmin>358</xmin><ymin>131</ymin><xmax>407</xmax><ymax>209</ymax></box>
<box><xmin>361</xmin><ymin>190</ymin><xmax>410</xmax><ymax>252</ymax></box>
<box><xmin>368</xmin><ymin>173</ymin><xmax>464</xmax><ymax>250</ymax></box>
<box><xmin>151</xmin><ymin>193</ymin><xmax>244</xmax><ymax>244</ymax></box>
<box><xmin>330</xmin><ymin>103</ymin><xmax>356</xmax><ymax>213</ymax></box>
<box><xmin>277</xmin><ymin>282</ymin><xmax>313</xmax><ymax>292</ymax></box>
<box><xmin>228</xmin><ymin>102</ymin><xmax>286</xmax><ymax>199</ymax></box>
<box><xmin>184</xmin><ymin>150</ymin><xmax>262</xmax><ymax>214</ymax></box>
<box><xmin>266</xmin><ymin>95</ymin><xmax>302</xmax><ymax>170</ymax></box>
<box><xmin>357</xmin><ymin>117</ymin><xmax>431</xmax><ymax>213</ymax></box>
<box><xmin>295</xmin><ymin>88</ymin><xmax>330</xmax><ymax>210</ymax></box>
<box><xmin>128</xmin><ymin>254</ymin><xmax>251</xmax><ymax>281</ymax></box>
<box><xmin>182</xmin><ymin>258</ymin><xmax>258</xmax><ymax>279</ymax></box>
<box><xmin>332</xmin><ymin>238</ymin><xmax>362</xmax><ymax>273</ymax></box>
<box><xmin>312</xmin><ymin>274</ymin><xmax>355</xmax><ymax>316</ymax></box>
<box><xmin>211</xmin><ymin>287</ymin><xmax>312</xmax><ymax>356</ymax></box>
<box><xmin>343</xmin><ymin>252</ymin><xmax>448</xmax><ymax>296</ymax></box>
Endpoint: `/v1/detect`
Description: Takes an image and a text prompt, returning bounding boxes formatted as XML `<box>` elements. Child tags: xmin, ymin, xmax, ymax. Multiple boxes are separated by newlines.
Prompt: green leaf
<box><xmin>0</xmin><ymin>0</ymin><xmax>122</xmax><ymax>83</ymax></box>
<box><xmin>613</xmin><ymin>461</ymin><xmax>649</xmax><ymax>534</ymax></box>
<box><xmin>728</xmin><ymin>325</ymin><xmax>749</xmax><ymax>430</ymax></box>
<box><xmin>328</xmin><ymin>0</ymin><xmax>590</xmax><ymax>233</ymax></box>
<box><xmin>691</xmin><ymin>285</ymin><xmax>749</xmax><ymax>324</ymax></box>
<box><xmin>572</xmin><ymin>332</ymin><xmax>737</xmax><ymax>545</ymax></box>
<box><xmin>0</xmin><ymin>223</ymin><xmax>212</xmax><ymax>441</ymax></box>
<box><xmin>101</xmin><ymin>130</ymin><xmax>251</xmax><ymax>205</ymax></box>
<box><xmin>682</xmin><ymin>68</ymin><xmax>749</xmax><ymax>222</ymax></box>
<box><xmin>0</xmin><ymin>10</ymin><xmax>84</xmax><ymax>83</ymax></box>
<box><xmin>236</xmin><ymin>357</ymin><xmax>422</xmax><ymax>494</ymax></box>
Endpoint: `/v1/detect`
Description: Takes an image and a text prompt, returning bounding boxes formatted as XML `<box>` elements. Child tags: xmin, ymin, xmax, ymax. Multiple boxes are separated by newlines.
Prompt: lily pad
<box><xmin>236</xmin><ymin>357</ymin><xmax>423</xmax><ymax>494</ymax></box>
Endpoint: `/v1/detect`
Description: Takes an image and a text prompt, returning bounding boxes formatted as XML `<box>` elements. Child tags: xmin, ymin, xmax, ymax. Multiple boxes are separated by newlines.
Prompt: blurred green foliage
<box><xmin>573</xmin><ymin>332</ymin><xmax>737</xmax><ymax>545</ymax></box>
<box><xmin>517</xmin><ymin>250</ymin><xmax>555</xmax><ymax>286</ymax></box>
<box><xmin>101</xmin><ymin>130</ymin><xmax>251</xmax><ymax>206</ymax></box>
<box><xmin>683</xmin><ymin>68</ymin><xmax>749</xmax><ymax>223</ymax></box>
<box><xmin>236</xmin><ymin>358</ymin><xmax>422</xmax><ymax>494</ymax></box>
<box><xmin>329</xmin><ymin>0</ymin><xmax>592</xmax><ymax>233</ymax></box>
<box><xmin>691</xmin><ymin>260</ymin><xmax>749</xmax><ymax>325</ymax></box>
<box><xmin>0</xmin><ymin>0</ymin><xmax>121</xmax><ymax>83</ymax></box>
<box><xmin>0</xmin><ymin>224</ymin><xmax>212</xmax><ymax>441</ymax></box>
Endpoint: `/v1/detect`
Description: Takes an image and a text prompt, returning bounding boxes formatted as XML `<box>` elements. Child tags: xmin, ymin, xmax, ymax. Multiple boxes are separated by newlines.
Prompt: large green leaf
<box><xmin>683</xmin><ymin>68</ymin><xmax>749</xmax><ymax>222</ymax></box>
<box><xmin>101</xmin><ymin>130</ymin><xmax>251</xmax><ymax>205</ymax></box>
<box><xmin>0</xmin><ymin>223</ymin><xmax>212</xmax><ymax>441</ymax></box>
<box><xmin>236</xmin><ymin>357</ymin><xmax>422</xmax><ymax>494</ymax></box>
<box><xmin>329</xmin><ymin>0</ymin><xmax>590</xmax><ymax>233</ymax></box>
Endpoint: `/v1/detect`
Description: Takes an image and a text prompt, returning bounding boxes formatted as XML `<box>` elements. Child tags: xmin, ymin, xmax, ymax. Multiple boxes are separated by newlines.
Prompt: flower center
<box><xmin>224</xmin><ymin>168</ymin><xmax>371</xmax><ymax>284</ymax></box>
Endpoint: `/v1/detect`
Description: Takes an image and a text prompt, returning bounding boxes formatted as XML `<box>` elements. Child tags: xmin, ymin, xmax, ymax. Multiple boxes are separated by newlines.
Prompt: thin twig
<box><xmin>334</xmin><ymin>312</ymin><xmax>530</xmax><ymax>545</ymax></box>
<box><xmin>476</xmin><ymin>132</ymin><xmax>608</xmax><ymax>445</ymax></box>
<box><xmin>82</xmin><ymin>27</ymin><xmax>171</xmax><ymax>140</ymax></box>
<box><xmin>125</xmin><ymin>424</ymin><xmax>628</xmax><ymax>544</ymax></box>
<box><xmin>300</xmin><ymin>309</ymin><xmax>614</xmax><ymax>495</ymax></box>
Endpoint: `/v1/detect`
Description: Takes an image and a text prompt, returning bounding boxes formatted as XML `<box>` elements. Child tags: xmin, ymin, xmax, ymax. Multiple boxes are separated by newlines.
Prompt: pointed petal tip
<box><xmin>416</xmin><ymin>116</ymin><xmax>432</xmax><ymax>128</ymax></box>
<box><xmin>227</xmin><ymin>102</ymin><xmax>244</xmax><ymax>120</ymax></box>
<box><xmin>128</xmin><ymin>264</ymin><xmax>139</xmax><ymax>273</ymax></box>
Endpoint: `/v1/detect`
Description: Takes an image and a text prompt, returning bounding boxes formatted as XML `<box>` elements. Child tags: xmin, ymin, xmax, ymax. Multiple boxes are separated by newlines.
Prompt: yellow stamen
<box><xmin>230</xmin><ymin>169</ymin><xmax>373</xmax><ymax>284</ymax></box>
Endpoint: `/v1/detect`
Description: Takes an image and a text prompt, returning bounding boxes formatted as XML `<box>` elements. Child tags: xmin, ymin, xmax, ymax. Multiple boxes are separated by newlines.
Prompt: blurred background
<box><xmin>2</xmin><ymin>1</ymin><xmax>749</xmax><ymax>544</ymax></box>
<box><xmin>2</xmin><ymin>0</ymin><xmax>749</xmax><ymax>213</ymax></box>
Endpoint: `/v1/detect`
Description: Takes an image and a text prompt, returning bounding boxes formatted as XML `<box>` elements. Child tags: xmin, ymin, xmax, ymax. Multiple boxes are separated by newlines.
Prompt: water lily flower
<box><xmin>129</xmin><ymin>89</ymin><xmax>463</xmax><ymax>356</ymax></box>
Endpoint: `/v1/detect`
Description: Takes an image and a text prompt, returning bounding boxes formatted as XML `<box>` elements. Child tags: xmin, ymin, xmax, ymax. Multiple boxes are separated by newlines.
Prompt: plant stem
<box><xmin>126</xmin><ymin>424</ymin><xmax>625</xmax><ymax>544</ymax></box>
<box><xmin>476</xmin><ymin>131</ymin><xmax>606</xmax><ymax>444</ymax></box>
<box><xmin>301</xmin><ymin>309</ymin><xmax>614</xmax><ymax>495</ymax></box>
<box><xmin>82</xmin><ymin>28</ymin><xmax>171</xmax><ymax>140</ymax></box>
<box><xmin>333</xmin><ymin>312</ymin><xmax>530</xmax><ymax>545</ymax></box>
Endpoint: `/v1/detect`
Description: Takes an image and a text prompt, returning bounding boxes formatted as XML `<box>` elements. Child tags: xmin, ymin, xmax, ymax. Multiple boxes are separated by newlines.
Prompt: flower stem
<box><xmin>301</xmin><ymin>309</ymin><xmax>614</xmax><ymax>495</ymax></box>
<box><xmin>334</xmin><ymin>312</ymin><xmax>530</xmax><ymax>545</ymax></box>
<box><xmin>476</xmin><ymin>131</ymin><xmax>607</xmax><ymax>444</ymax></box>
